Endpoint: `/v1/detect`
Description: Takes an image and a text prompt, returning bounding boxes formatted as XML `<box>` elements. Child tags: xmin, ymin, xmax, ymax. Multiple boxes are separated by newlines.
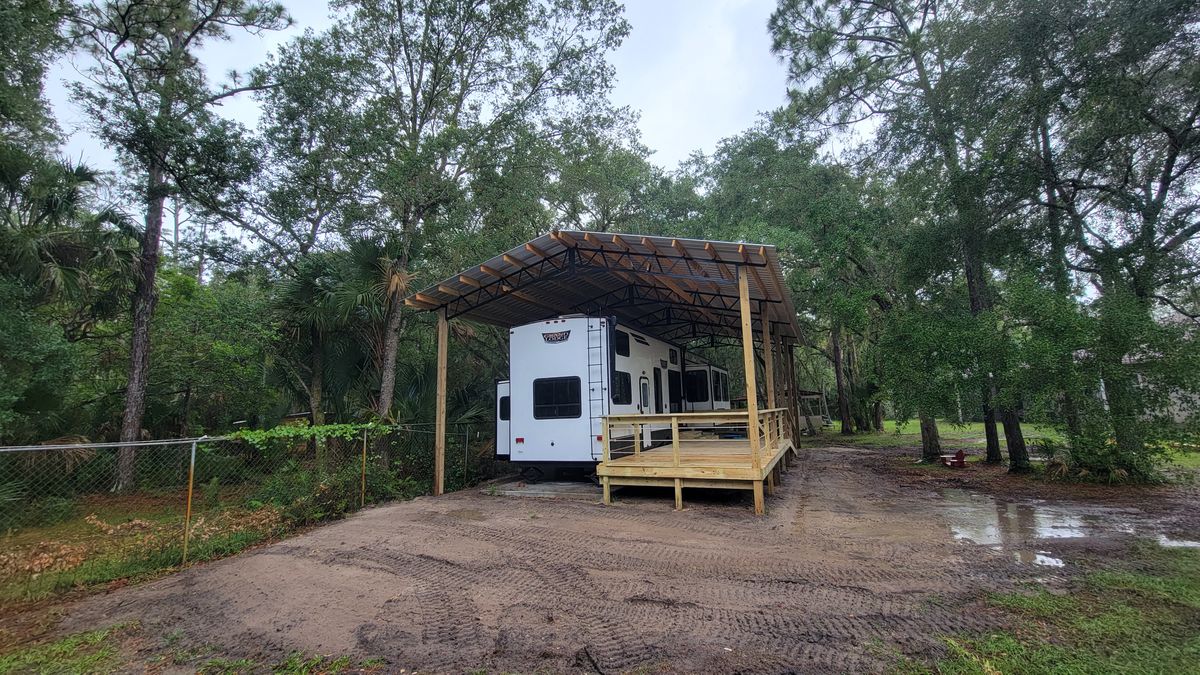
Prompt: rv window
<box><xmin>712</xmin><ymin>372</ymin><xmax>721</xmax><ymax>402</ymax></box>
<box><xmin>685</xmin><ymin>370</ymin><xmax>709</xmax><ymax>403</ymax></box>
<box><xmin>611</xmin><ymin>370</ymin><xmax>632</xmax><ymax>405</ymax></box>
<box><xmin>499</xmin><ymin>396</ymin><xmax>510</xmax><ymax>421</ymax></box>
<box><xmin>615</xmin><ymin>330</ymin><xmax>630</xmax><ymax>357</ymax></box>
<box><xmin>533</xmin><ymin>377</ymin><xmax>581</xmax><ymax>419</ymax></box>
<box><xmin>668</xmin><ymin>370</ymin><xmax>682</xmax><ymax>413</ymax></box>
<box><xmin>719</xmin><ymin>372</ymin><xmax>729</xmax><ymax>402</ymax></box>
<box><xmin>669</xmin><ymin>348</ymin><xmax>678</xmax><ymax>365</ymax></box>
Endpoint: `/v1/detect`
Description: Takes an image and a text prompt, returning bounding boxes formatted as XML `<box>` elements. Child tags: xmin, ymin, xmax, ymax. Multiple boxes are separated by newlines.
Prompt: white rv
<box><xmin>683</xmin><ymin>363</ymin><xmax>732</xmax><ymax>411</ymax></box>
<box><xmin>496</xmin><ymin>315</ymin><xmax>708</xmax><ymax>469</ymax></box>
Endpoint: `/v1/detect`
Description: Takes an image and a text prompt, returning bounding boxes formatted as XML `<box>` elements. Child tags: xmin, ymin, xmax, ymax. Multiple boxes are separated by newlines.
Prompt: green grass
<box><xmin>1</xmin><ymin>527</ymin><xmax>274</xmax><ymax>603</ymax></box>
<box><xmin>899</xmin><ymin>545</ymin><xmax>1200</xmax><ymax>674</ymax></box>
<box><xmin>0</xmin><ymin>624</ymin><xmax>384</xmax><ymax>675</ymax></box>
<box><xmin>0</xmin><ymin>623</ymin><xmax>137</xmax><ymax>675</ymax></box>
<box><xmin>817</xmin><ymin>420</ymin><xmax>1063</xmax><ymax>450</ymax></box>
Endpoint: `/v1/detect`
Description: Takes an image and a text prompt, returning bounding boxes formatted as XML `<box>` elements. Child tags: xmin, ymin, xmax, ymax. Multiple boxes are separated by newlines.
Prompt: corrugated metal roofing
<box><xmin>404</xmin><ymin>230</ymin><xmax>800</xmax><ymax>344</ymax></box>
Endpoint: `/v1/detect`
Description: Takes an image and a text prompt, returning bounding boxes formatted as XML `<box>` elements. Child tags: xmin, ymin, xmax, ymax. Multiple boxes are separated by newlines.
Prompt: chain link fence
<box><xmin>0</xmin><ymin>423</ymin><xmax>496</xmax><ymax>608</ymax></box>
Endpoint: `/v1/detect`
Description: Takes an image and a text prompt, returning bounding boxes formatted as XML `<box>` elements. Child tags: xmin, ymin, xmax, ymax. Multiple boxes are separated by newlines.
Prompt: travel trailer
<box><xmin>495</xmin><ymin>315</ymin><xmax>728</xmax><ymax>470</ymax></box>
<box><xmin>683</xmin><ymin>362</ymin><xmax>732</xmax><ymax>412</ymax></box>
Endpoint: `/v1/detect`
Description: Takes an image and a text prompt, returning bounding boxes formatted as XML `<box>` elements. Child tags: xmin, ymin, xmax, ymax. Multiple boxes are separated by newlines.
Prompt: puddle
<box><xmin>938</xmin><ymin>488</ymin><xmax>1194</xmax><ymax>567</ymax></box>
<box><xmin>1157</xmin><ymin>535</ymin><xmax>1200</xmax><ymax>548</ymax></box>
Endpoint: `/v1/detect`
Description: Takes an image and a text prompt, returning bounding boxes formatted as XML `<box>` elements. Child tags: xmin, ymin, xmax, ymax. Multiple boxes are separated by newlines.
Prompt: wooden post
<box><xmin>738</xmin><ymin>269</ymin><xmax>761</xmax><ymax>476</ymax></box>
<box><xmin>601</xmin><ymin>419</ymin><xmax>611</xmax><ymax>463</ymax></box>
<box><xmin>434</xmin><ymin>308</ymin><xmax>448</xmax><ymax>496</ymax></box>
<box><xmin>752</xmin><ymin>480</ymin><xmax>765</xmax><ymax>516</ymax></box>
<box><xmin>632</xmin><ymin>421</ymin><xmax>641</xmax><ymax>455</ymax></box>
<box><xmin>602</xmin><ymin>476</ymin><xmax>612</xmax><ymax>505</ymax></box>
<box><xmin>762</xmin><ymin>314</ymin><xmax>775</xmax><ymax>409</ymax></box>
<box><xmin>671</xmin><ymin>416</ymin><xmax>680</xmax><ymax>467</ymax></box>
<box><xmin>674</xmin><ymin>478</ymin><xmax>683</xmax><ymax>511</ymax></box>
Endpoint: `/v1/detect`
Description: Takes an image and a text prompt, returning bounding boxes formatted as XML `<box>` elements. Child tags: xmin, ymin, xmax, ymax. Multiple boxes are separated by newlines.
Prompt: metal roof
<box><xmin>404</xmin><ymin>230</ymin><xmax>800</xmax><ymax>344</ymax></box>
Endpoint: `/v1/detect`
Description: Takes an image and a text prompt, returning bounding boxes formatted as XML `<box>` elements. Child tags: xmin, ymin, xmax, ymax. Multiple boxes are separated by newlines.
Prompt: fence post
<box><xmin>181</xmin><ymin>436</ymin><xmax>204</xmax><ymax>566</ymax></box>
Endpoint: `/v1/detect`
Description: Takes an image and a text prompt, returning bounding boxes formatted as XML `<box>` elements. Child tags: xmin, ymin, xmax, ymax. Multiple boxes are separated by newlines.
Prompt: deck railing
<box><xmin>600</xmin><ymin>408</ymin><xmax>790</xmax><ymax>470</ymax></box>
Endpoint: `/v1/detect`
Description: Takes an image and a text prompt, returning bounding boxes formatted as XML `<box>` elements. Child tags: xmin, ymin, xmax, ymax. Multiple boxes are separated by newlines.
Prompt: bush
<box><xmin>249</xmin><ymin>458</ymin><xmax>422</xmax><ymax>526</ymax></box>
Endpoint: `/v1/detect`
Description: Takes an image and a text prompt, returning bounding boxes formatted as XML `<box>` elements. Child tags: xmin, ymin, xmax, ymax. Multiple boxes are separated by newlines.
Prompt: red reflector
<box><xmin>596</xmin><ymin>435</ymin><xmax>603</xmax><ymax>441</ymax></box>
<box><xmin>515</xmin><ymin>437</ymin><xmax>524</xmax><ymax>444</ymax></box>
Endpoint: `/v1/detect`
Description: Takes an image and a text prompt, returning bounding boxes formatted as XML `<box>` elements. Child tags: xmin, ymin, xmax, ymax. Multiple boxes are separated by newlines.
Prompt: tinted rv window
<box><xmin>668</xmin><ymin>370</ymin><xmax>682</xmax><ymax>413</ymax></box>
<box><xmin>718</xmin><ymin>372</ymin><xmax>729</xmax><ymax>402</ymax></box>
<box><xmin>611</xmin><ymin>370</ymin><xmax>632</xmax><ymax>405</ymax></box>
<box><xmin>712</xmin><ymin>372</ymin><xmax>721</xmax><ymax>402</ymax></box>
<box><xmin>685</xmin><ymin>370</ymin><xmax>709</xmax><ymax>403</ymax></box>
<box><xmin>669</xmin><ymin>348</ymin><xmax>678</xmax><ymax>365</ymax></box>
<box><xmin>499</xmin><ymin>396</ymin><xmax>510</xmax><ymax>421</ymax></box>
<box><xmin>615</xmin><ymin>330</ymin><xmax>630</xmax><ymax>357</ymax></box>
<box><xmin>533</xmin><ymin>377</ymin><xmax>581</xmax><ymax>419</ymax></box>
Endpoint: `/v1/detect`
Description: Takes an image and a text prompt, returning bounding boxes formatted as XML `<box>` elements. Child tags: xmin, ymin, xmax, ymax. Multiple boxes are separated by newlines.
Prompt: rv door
<box><xmin>495</xmin><ymin>380</ymin><xmax>510</xmax><ymax>459</ymax></box>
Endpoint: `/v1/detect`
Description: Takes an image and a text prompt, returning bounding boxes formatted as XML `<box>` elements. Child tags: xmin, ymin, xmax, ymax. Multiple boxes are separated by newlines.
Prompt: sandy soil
<box><xmin>58</xmin><ymin>445</ymin><xmax>1198</xmax><ymax>673</ymax></box>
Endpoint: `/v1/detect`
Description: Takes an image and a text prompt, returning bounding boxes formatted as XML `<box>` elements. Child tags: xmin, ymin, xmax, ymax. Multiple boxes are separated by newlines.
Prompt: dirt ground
<box><xmin>56</xmin><ymin>445</ymin><xmax>1199</xmax><ymax>673</ymax></box>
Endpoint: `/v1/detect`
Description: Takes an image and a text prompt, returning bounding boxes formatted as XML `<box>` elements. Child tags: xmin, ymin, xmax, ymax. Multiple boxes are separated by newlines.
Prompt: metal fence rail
<box><xmin>0</xmin><ymin>423</ymin><xmax>495</xmax><ymax>607</ymax></box>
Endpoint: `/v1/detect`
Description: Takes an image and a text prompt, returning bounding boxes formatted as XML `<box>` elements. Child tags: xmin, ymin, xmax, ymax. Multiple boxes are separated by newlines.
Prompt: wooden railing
<box><xmin>601</xmin><ymin>408</ymin><xmax>790</xmax><ymax>470</ymax></box>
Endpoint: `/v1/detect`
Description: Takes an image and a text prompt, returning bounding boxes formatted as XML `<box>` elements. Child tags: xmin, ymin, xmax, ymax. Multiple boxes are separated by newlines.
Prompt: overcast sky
<box><xmin>47</xmin><ymin>0</ymin><xmax>789</xmax><ymax>172</ymax></box>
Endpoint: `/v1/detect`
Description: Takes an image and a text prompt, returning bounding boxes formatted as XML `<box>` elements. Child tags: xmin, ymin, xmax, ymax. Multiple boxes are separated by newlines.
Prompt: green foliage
<box><xmin>918</xmin><ymin>547</ymin><xmax>1200</xmax><ymax>674</ymax></box>
<box><xmin>0</xmin><ymin>280</ymin><xmax>75</xmax><ymax>442</ymax></box>
<box><xmin>0</xmin><ymin>622</ymin><xmax>137</xmax><ymax>675</ymax></box>
<box><xmin>250</xmin><ymin>458</ymin><xmax>421</xmax><ymax>525</ymax></box>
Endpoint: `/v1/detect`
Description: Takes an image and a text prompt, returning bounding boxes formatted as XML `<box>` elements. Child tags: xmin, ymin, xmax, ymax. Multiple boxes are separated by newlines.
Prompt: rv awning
<box><xmin>404</xmin><ymin>230</ymin><xmax>801</xmax><ymax>344</ymax></box>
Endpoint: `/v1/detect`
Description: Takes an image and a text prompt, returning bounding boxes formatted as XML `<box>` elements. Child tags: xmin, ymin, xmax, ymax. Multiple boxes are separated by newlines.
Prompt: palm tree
<box><xmin>274</xmin><ymin>254</ymin><xmax>346</xmax><ymax>469</ymax></box>
<box><xmin>0</xmin><ymin>142</ymin><xmax>136</xmax><ymax>324</ymax></box>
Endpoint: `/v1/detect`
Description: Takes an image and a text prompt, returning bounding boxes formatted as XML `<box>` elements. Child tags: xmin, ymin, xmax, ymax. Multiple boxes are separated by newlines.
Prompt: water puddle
<box><xmin>938</xmin><ymin>488</ymin><xmax>1197</xmax><ymax>567</ymax></box>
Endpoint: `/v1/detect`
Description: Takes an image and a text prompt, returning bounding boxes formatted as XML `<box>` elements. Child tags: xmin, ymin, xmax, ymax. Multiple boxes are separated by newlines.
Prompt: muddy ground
<box><xmin>57</xmin><ymin>445</ymin><xmax>1199</xmax><ymax>673</ymax></box>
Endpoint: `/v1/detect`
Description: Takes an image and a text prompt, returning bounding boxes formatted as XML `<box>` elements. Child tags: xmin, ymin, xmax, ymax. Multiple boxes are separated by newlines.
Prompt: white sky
<box><xmin>47</xmin><ymin>0</ymin><xmax>789</xmax><ymax>173</ymax></box>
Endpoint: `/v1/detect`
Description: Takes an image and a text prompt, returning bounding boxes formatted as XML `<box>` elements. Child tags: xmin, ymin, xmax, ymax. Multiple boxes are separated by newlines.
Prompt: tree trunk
<box><xmin>1001</xmin><ymin>406</ymin><xmax>1030</xmax><ymax>472</ymax></box>
<box><xmin>310</xmin><ymin>327</ymin><xmax>326</xmax><ymax>471</ymax></box>
<box><xmin>116</xmin><ymin>161</ymin><xmax>167</xmax><ymax>492</ymax></box>
<box><xmin>872</xmin><ymin>401</ymin><xmax>884</xmax><ymax>431</ymax></box>
<box><xmin>831</xmin><ymin>324</ymin><xmax>853</xmax><ymax>435</ymax></box>
<box><xmin>920</xmin><ymin>415</ymin><xmax>942</xmax><ymax>462</ymax></box>
<box><xmin>1039</xmin><ymin>119</ymin><xmax>1082</xmax><ymax>438</ymax></box>
<box><xmin>375</xmin><ymin>303</ymin><xmax>407</xmax><ymax>420</ymax></box>
<box><xmin>982</xmin><ymin>385</ymin><xmax>1002</xmax><ymax>464</ymax></box>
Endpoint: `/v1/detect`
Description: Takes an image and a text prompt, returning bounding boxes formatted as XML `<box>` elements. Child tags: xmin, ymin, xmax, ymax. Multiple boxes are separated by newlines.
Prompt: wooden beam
<box><xmin>738</xmin><ymin>244</ymin><xmax>769</xmax><ymax>296</ymax></box>
<box><xmin>705</xmin><ymin>242</ymin><xmax>736</xmax><ymax>281</ymax></box>
<box><xmin>458</xmin><ymin>274</ymin><xmax>483</xmax><ymax>288</ymax></box>
<box><xmin>738</xmin><ymin>269</ymin><xmax>762</xmax><ymax>490</ymax></box>
<box><xmin>404</xmin><ymin>295</ymin><xmax>439</xmax><ymax>309</ymax></box>
<box><xmin>434</xmin><ymin>308</ymin><xmax>448</xmax><ymax>496</ymax></box>
<box><xmin>525</xmin><ymin>241</ymin><xmax>551</xmax><ymax>258</ymax></box>
<box><xmin>762</xmin><ymin>308</ymin><xmax>776</xmax><ymax>409</ymax></box>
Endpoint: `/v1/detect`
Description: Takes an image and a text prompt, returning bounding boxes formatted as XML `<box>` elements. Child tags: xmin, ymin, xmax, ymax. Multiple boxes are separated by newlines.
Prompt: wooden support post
<box><xmin>434</xmin><ymin>308</ymin><xmax>448</xmax><ymax>496</ymax></box>
<box><xmin>632</xmin><ymin>422</ymin><xmax>641</xmax><ymax>455</ymax></box>
<box><xmin>752</xmin><ymin>480</ymin><xmax>765</xmax><ymax>515</ymax></box>
<box><xmin>767</xmin><ymin>468</ymin><xmax>776</xmax><ymax>496</ymax></box>
<box><xmin>738</xmin><ymin>269</ymin><xmax>762</xmax><ymax>474</ymax></box>
<box><xmin>671</xmin><ymin>416</ymin><xmax>680</xmax><ymax>467</ymax></box>
<box><xmin>601</xmin><ymin>420</ymin><xmax>611</xmax><ymax>463</ymax></box>
<box><xmin>602</xmin><ymin>476</ymin><xmax>612</xmax><ymax>505</ymax></box>
<box><xmin>762</xmin><ymin>314</ymin><xmax>776</xmax><ymax>409</ymax></box>
<box><xmin>674</xmin><ymin>478</ymin><xmax>683</xmax><ymax>511</ymax></box>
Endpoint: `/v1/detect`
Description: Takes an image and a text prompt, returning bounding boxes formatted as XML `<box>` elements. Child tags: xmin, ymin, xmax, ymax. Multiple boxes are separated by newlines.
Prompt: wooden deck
<box><xmin>595</xmin><ymin>409</ymin><xmax>797</xmax><ymax>514</ymax></box>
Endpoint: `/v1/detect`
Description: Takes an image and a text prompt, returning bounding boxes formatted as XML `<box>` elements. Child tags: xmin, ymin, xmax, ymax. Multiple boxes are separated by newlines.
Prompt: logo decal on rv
<box><xmin>542</xmin><ymin>330</ymin><xmax>570</xmax><ymax>343</ymax></box>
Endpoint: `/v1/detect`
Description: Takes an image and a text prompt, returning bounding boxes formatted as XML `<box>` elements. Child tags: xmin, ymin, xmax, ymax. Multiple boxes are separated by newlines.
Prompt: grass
<box><xmin>0</xmin><ymin>621</ymin><xmax>385</xmax><ymax>675</ymax></box>
<box><xmin>1</xmin><ymin>514</ymin><xmax>280</xmax><ymax>603</ymax></box>
<box><xmin>0</xmin><ymin>622</ymin><xmax>138</xmax><ymax>675</ymax></box>
<box><xmin>816</xmin><ymin>420</ymin><xmax>1063</xmax><ymax>450</ymax></box>
<box><xmin>898</xmin><ymin>544</ymin><xmax>1200</xmax><ymax>674</ymax></box>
